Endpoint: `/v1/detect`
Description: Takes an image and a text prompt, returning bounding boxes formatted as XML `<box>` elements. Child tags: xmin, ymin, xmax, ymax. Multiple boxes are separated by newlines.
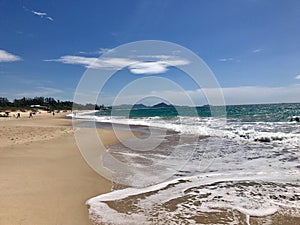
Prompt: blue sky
<box><xmin>1</xmin><ymin>0</ymin><xmax>300</xmax><ymax>105</ymax></box>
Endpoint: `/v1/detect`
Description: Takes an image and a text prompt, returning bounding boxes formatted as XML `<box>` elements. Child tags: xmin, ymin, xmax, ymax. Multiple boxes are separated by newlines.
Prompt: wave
<box><xmin>70</xmin><ymin>112</ymin><xmax>300</xmax><ymax>149</ymax></box>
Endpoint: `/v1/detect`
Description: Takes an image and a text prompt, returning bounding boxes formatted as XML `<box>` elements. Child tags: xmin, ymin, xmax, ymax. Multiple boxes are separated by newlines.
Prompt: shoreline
<box><xmin>0</xmin><ymin>112</ymin><xmax>134</xmax><ymax>225</ymax></box>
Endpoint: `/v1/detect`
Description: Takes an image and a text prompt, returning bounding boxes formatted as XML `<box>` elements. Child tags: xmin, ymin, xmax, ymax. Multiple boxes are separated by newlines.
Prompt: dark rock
<box><xmin>254</xmin><ymin>137</ymin><xmax>271</xmax><ymax>142</ymax></box>
<box><xmin>290</xmin><ymin>116</ymin><xmax>300</xmax><ymax>122</ymax></box>
<box><xmin>152</xmin><ymin>102</ymin><xmax>174</xmax><ymax>108</ymax></box>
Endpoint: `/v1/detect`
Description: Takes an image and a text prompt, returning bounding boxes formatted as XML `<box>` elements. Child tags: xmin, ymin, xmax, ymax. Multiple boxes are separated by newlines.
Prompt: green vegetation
<box><xmin>0</xmin><ymin>97</ymin><xmax>105</xmax><ymax>111</ymax></box>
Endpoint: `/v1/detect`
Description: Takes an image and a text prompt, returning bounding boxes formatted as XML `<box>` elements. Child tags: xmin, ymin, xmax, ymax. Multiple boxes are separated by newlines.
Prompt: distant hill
<box><xmin>151</xmin><ymin>102</ymin><xmax>174</xmax><ymax>108</ymax></box>
<box><xmin>112</xmin><ymin>102</ymin><xmax>176</xmax><ymax>109</ymax></box>
<box><xmin>132</xmin><ymin>104</ymin><xmax>147</xmax><ymax>109</ymax></box>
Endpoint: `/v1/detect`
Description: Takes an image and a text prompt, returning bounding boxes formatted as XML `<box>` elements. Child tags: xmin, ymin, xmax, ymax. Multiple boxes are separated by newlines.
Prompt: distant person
<box><xmin>29</xmin><ymin>112</ymin><xmax>33</xmax><ymax>118</ymax></box>
<box><xmin>52</xmin><ymin>111</ymin><xmax>55</xmax><ymax>116</ymax></box>
<box><xmin>17</xmin><ymin>113</ymin><xmax>20</xmax><ymax>119</ymax></box>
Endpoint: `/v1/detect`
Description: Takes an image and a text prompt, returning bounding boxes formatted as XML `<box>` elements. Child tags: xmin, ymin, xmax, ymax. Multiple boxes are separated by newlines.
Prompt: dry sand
<box><xmin>0</xmin><ymin>112</ymin><xmax>131</xmax><ymax>225</ymax></box>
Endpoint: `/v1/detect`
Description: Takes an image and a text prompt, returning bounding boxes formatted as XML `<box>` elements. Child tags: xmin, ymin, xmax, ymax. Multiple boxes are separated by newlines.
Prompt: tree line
<box><xmin>0</xmin><ymin>97</ymin><xmax>106</xmax><ymax>110</ymax></box>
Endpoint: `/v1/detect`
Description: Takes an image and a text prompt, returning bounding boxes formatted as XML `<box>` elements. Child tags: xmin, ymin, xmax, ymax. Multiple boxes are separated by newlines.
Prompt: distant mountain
<box><xmin>151</xmin><ymin>102</ymin><xmax>174</xmax><ymax>108</ymax></box>
<box><xmin>112</xmin><ymin>102</ymin><xmax>175</xmax><ymax>109</ymax></box>
<box><xmin>132</xmin><ymin>103</ymin><xmax>147</xmax><ymax>109</ymax></box>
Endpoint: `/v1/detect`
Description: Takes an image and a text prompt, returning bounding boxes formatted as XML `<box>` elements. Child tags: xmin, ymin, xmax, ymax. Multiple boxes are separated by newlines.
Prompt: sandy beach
<box><xmin>0</xmin><ymin>111</ymin><xmax>130</xmax><ymax>225</ymax></box>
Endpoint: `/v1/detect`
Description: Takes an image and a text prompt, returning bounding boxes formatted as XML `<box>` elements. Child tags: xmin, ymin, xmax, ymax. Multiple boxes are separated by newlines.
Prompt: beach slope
<box><xmin>0</xmin><ymin>114</ymin><xmax>122</xmax><ymax>225</ymax></box>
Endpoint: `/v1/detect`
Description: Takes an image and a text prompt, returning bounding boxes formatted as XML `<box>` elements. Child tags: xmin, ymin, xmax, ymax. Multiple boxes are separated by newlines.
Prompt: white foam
<box><xmin>87</xmin><ymin>178</ymin><xmax>180</xmax><ymax>203</ymax></box>
<box><xmin>87</xmin><ymin>172</ymin><xmax>300</xmax><ymax>224</ymax></box>
<box><xmin>235</xmin><ymin>206</ymin><xmax>278</xmax><ymax>217</ymax></box>
<box><xmin>88</xmin><ymin>202</ymin><xmax>149</xmax><ymax>225</ymax></box>
<box><xmin>87</xmin><ymin>179</ymin><xmax>182</xmax><ymax>225</ymax></box>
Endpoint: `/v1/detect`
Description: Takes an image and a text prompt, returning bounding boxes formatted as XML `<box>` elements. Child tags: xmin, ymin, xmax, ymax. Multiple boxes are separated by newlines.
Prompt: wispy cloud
<box><xmin>78</xmin><ymin>48</ymin><xmax>114</xmax><ymax>56</ymax></box>
<box><xmin>45</xmin><ymin>56</ymin><xmax>133</xmax><ymax>69</ymax></box>
<box><xmin>0</xmin><ymin>50</ymin><xmax>22</xmax><ymax>62</ymax></box>
<box><xmin>295</xmin><ymin>75</ymin><xmax>300</xmax><ymax>80</ymax></box>
<box><xmin>45</xmin><ymin>55</ymin><xmax>189</xmax><ymax>74</ymax></box>
<box><xmin>46</xmin><ymin>16</ymin><xmax>54</xmax><ymax>21</ymax></box>
<box><xmin>252</xmin><ymin>48</ymin><xmax>263</xmax><ymax>53</ymax></box>
<box><xmin>218</xmin><ymin>58</ymin><xmax>234</xmax><ymax>62</ymax></box>
<box><xmin>31</xmin><ymin>10</ymin><xmax>54</xmax><ymax>21</ymax></box>
<box><xmin>31</xmin><ymin>11</ymin><xmax>47</xmax><ymax>17</ymax></box>
<box><xmin>16</xmin><ymin>87</ymin><xmax>63</xmax><ymax>97</ymax></box>
<box><xmin>23</xmin><ymin>6</ymin><xmax>54</xmax><ymax>22</ymax></box>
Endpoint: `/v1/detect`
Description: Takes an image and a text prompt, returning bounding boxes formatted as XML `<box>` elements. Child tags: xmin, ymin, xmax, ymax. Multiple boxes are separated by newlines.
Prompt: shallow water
<box><xmin>87</xmin><ymin>135</ymin><xmax>299</xmax><ymax>224</ymax></box>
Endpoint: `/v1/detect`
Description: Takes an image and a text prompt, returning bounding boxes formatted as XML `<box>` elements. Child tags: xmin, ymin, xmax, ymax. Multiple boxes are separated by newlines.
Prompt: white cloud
<box><xmin>29</xmin><ymin>9</ymin><xmax>54</xmax><ymax>21</ymax></box>
<box><xmin>129</xmin><ymin>59</ymin><xmax>188</xmax><ymax>74</ymax></box>
<box><xmin>295</xmin><ymin>75</ymin><xmax>300</xmax><ymax>79</ymax></box>
<box><xmin>129</xmin><ymin>62</ymin><xmax>169</xmax><ymax>74</ymax></box>
<box><xmin>252</xmin><ymin>48</ymin><xmax>263</xmax><ymax>53</ymax></box>
<box><xmin>218</xmin><ymin>58</ymin><xmax>234</xmax><ymax>62</ymax></box>
<box><xmin>0</xmin><ymin>50</ymin><xmax>21</xmax><ymax>62</ymax></box>
<box><xmin>45</xmin><ymin>55</ymin><xmax>189</xmax><ymax>74</ymax></box>
<box><xmin>45</xmin><ymin>56</ymin><xmax>135</xmax><ymax>69</ymax></box>
<box><xmin>46</xmin><ymin>16</ymin><xmax>54</xmax><ymax>21</ymax></box>
<box><xmin>46</xmin><ymin>56</ymin><xmax>99</xmax><ymax>68</ymax></box>
<box><xmin>31</xmin><ymin>10</ymin><xmax>47</xmax><ymax>16</ymax></box>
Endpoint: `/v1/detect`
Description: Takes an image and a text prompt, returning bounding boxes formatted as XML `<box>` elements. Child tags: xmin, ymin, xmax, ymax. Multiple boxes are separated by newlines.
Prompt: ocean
<box><xmin>73</xmin><ymin>103</ymin><xmax>300</xmax><ymax>225</ymax></box>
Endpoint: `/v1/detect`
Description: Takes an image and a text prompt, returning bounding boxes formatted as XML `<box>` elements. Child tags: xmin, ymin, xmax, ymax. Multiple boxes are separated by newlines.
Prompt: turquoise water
<box><xmin>96</xmin><ymin>103</ymin><xmax>300</xmax><ymax>122</ymax></box>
